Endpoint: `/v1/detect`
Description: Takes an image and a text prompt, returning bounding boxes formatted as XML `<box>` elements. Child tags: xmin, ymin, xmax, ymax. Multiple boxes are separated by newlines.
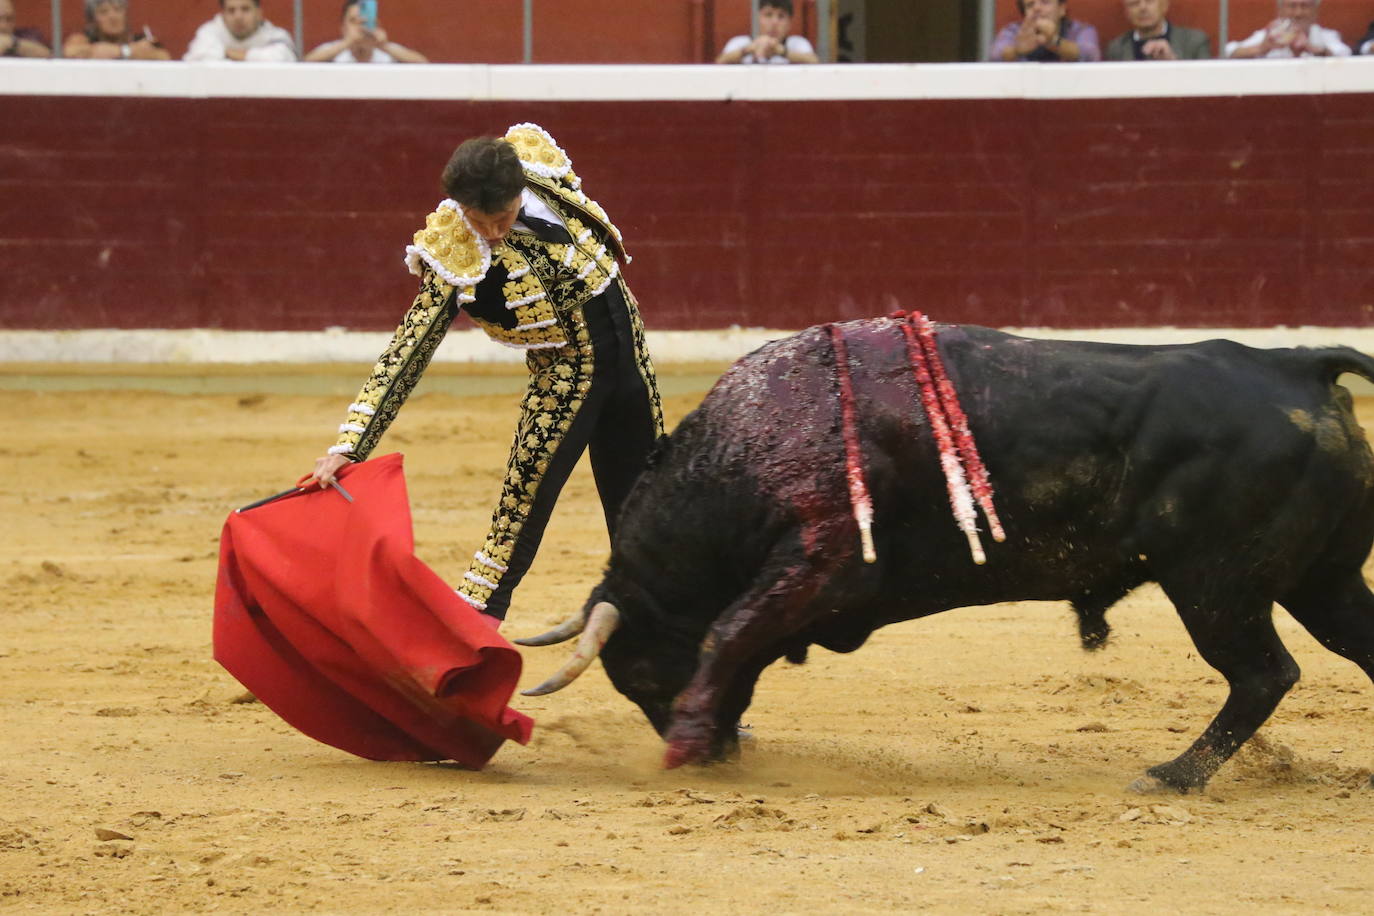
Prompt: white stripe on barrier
<box><xmin>2</xmin><ymin>59</ymin><xmax>1371</xmax><ymax>102</ymax></box>
<box><xmin>7</xmin><ymin>326</ymin><xmax>1374</xmax><ymax>365</ymax></box>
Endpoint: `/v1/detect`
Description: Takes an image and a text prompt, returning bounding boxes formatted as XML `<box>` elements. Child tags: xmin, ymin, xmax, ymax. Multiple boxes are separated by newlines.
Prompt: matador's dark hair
<box><xmin>762</xmin><ymin>0</ymin><xmax>794</xmax><ymax>15</ymax></box>
<box><xmin>441</xmin><ymin>137</ymin><xmax>525</xmax><ymax>214</ymax></box>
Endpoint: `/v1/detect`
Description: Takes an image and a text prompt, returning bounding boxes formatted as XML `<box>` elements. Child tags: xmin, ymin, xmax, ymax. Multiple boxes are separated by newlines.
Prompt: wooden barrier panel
<box><xmin>1</xmin><ymin>62</ymin><xmax>1372</xmax><ymax>331</ymax></box>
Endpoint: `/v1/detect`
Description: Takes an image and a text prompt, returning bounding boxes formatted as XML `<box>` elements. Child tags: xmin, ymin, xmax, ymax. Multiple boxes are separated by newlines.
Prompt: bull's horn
<box><xmin>519</xmin><ymin>602</ymin><xmax>621</xmax><ymax>697</ymax></box>
<box><xmin>512</xmin><ymin>611</ymin><xmax>586</xmax><ymax>647</ymax></box>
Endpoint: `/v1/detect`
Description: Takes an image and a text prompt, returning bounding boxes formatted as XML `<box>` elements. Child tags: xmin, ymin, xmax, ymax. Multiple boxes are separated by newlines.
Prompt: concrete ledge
<box><xmin>0</xmin><ymin>327</ymin><xmax>784</xmax><ymax>365</ymax></box>
<box><xmin>4</xmin><ymin>58</ymin><xmax>1373</xmax><ymax>102</ymax></box>
<box><xmin>7</xmin><ymin>326</ymin><xmax>1374</xmax><ymax>365</ymax></box>
<box><xmin>8</xmin><ymin>326</ymin><xmax>1374</xmax><ymax>396</ymax></box>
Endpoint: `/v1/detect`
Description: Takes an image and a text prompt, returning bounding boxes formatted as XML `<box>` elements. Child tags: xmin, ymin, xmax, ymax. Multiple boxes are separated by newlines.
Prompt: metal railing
<box><xmin>979</xmin><ymin>0</ymin><xmax>994</xmax><ymax>60</ymax></box>
<box><xmin>293</xmin><ymin>0</ymin><xmax>302</xmax><ymax>62</ymax></box>
<box><xmin>524</xmin><ymin>0</ymin><xmax>533</xmax><ymax>63</ymax></box>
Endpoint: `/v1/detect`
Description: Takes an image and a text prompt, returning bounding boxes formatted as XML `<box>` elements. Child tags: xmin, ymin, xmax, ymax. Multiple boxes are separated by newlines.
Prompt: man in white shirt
<box><xmin>1225</xmin><ymin>0</ymin><xmax>1350</xmax><ymax>58</ymax></box>
<box><xmin>716</xmin><ymin>0</ymin><xmax>819</xmax><ymax>64</ymax></box>
<box><xmin>184</xmin><ymin>0</ymin><xmax>296</xmax><ymax>62</ymax></box>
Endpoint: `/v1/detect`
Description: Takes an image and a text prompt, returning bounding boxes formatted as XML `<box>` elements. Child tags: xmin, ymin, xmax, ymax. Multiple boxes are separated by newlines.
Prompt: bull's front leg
<box><xmin>663</xmin><ymin>561</ymin><xmax>828</xmax><ymax>768</ymax></box>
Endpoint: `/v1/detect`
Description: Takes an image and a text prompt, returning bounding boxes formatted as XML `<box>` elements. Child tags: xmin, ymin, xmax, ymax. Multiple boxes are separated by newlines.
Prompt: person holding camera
<box><xmin>63</xmin><ymin>0</ymin><xmax>170</xmax><ymax>61</ymax></box>
<box><xmin>1105</xmin><ymin>0</ymin><xmax>1211</xmax><ymax>60</ymax></box>
<box><xmin>1225</xmin><ymin>0</ymin><xmax>1350</xmax><ymax>58</ymax></box>
<box><xmin>305</xmin><ymin>0</ymin><xmax>427</xmax><ymax>63</ymax></box>
<box><xmin>990</xmin><ymin>0</ymin><xmax>1102</xmax><ymax>62</ymax></box>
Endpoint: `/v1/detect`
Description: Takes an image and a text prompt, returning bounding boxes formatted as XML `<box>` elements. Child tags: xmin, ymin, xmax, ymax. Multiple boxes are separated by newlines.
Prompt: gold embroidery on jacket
<box><xmin>332</xmin><ymin>268</ymin><xmax>458</xmax><ymax>460</ymax></box>
<box><xmin>457</xmin><ymin>308</ymin><xmax>598</xmax><ymax>610</ymax></box>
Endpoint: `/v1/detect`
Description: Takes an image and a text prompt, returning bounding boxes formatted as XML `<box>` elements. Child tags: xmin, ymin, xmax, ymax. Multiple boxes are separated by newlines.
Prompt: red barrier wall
<box><xmin>3</xmin><ymin>89</ymin><xmax>1372</xmax><ymax>332</ymax></box>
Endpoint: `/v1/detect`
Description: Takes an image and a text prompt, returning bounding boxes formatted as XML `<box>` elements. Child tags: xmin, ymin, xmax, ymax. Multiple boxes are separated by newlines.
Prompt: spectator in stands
<box><xmin>990</xmin><ymin>0</ymin><xmax>1102</xmax><ymax>61</ymax></box>
<box><xmin>1105</xmin><ymin>0</ymin><xmax>1210</xmax><ymax>59</ymax></box>
<box><xmin>1225</xmin><ymin>0</ymin><xmax>1350</xmax><ymax>57</ymax></box>
<box><xmin>185</xmin><ymin>0</ymin><xmax>297</xmax><ymax>62</ymax></box>
<box><xmin>305</xmin><ymin>0</ymin><xmax>427</xmax><ymax>63</ymax></box>
<box><xmin>717</xmin><ymin>0</ymin><xmax>819</xmax><ymax>64</ymax></box>
<box><xmin>64</xmin><ymin>0</ymin><xmax>170</xmax><ymax>60</ymax></box>
<box><xmin>1352</xmin><ymin>19</ymin><xmax>1374</xmax><ymax>53</ymax></box>
<box><xmin>0</xmin><ymin>0</ymin><xmax>52</xmax><ymax>57</ymax></box>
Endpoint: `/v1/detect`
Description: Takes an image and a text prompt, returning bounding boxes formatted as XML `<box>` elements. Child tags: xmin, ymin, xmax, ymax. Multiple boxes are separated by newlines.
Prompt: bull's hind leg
<box><xmin>1138</xmin><ymin>587</ymin><xmax>1299</xmax><ymax>793</ymax></box>
<box><xmin>1280</xmin><ymin>567</ymin><xmax>1374</xmax><ymax>786</ymax></box>
<box><xmin>1281</xmin><ymin>567</ymin><xmax>1374</xmax><ymax>682</ymax></box>
<box><xmin>662</xmin><ymin>559</ymin><xmax>831</xmax><ymax>769</ymax></box>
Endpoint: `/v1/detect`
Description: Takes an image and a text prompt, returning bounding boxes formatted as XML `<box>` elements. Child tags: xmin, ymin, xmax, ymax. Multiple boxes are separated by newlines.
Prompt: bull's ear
<box><xmin>513</xmin><ymin>611</ymin><xmax>586</xmax><ymax>647</ymax></box>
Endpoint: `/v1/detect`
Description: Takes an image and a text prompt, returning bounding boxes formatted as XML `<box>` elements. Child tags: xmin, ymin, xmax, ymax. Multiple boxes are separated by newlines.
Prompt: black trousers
<box><xmin>457</xmin><ymin>282</ymin><xmax>663</xmax><ymax>618</ymax></box>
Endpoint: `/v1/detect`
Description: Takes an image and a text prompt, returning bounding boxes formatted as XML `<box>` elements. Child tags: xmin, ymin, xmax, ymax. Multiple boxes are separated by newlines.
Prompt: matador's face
<box><xmin>466</xmin><ymin>196</ymin><xmax>522</xmax><ymax>246</ymax></box>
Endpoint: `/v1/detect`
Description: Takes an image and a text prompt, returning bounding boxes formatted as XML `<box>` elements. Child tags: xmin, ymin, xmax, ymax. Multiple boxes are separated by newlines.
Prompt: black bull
<box><xmin>518</xmin><ymin>319</ymin><xmax>1374</xmax><ymax>792</ymax></box>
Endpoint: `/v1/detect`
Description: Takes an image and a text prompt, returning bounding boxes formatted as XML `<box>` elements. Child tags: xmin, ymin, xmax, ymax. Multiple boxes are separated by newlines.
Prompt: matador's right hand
<box><xmin>306</xmin><ymin>453</ymin><xmax>353</xmax><ymax>489</ymax></box>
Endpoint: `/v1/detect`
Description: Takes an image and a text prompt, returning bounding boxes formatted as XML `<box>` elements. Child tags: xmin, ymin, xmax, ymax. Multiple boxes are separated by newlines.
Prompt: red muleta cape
<box><xmin>213</xmin><ymin>453</ymin><xmax>533</xmax><ymax>768</ymax></box>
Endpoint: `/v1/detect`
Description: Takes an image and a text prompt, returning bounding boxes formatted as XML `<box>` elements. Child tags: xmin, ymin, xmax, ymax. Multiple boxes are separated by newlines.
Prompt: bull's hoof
<box><xmin>1126</xmin><ymin>774</ymin><xmax>1174</xmax><ymax>795</ymax></box>
<box><xmin>1130</xmin><ymin>761</ymin><xmax>1206</xmax><ymax>794</ymax></box>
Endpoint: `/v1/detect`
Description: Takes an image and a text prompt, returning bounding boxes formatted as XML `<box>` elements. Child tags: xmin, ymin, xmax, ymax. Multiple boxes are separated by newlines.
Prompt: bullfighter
<box><xmin>308</xmin><ymin>123</ymin><xmax>664</xmax><ymax>627</ymax></box>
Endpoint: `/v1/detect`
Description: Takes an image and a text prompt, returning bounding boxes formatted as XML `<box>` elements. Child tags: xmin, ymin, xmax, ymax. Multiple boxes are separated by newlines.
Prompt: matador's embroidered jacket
<box><xmin>329</xmin><ymin>123</ymin><xmax>633</xmax><ymax>461</ymax></box>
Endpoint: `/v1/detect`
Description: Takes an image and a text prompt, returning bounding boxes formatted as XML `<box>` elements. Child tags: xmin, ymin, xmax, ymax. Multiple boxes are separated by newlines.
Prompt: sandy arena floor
<box><xmin>2</xmin><ymin>368</ymin><xmax>1372</xmax><ymax>914</ymax></box>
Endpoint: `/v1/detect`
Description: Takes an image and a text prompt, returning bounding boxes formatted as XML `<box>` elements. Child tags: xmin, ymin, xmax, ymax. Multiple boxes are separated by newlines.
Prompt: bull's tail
<box><xmin>1308</xmin><ymin>347</ymin><xmax>1374</xmax><ymax>386</ymax></box>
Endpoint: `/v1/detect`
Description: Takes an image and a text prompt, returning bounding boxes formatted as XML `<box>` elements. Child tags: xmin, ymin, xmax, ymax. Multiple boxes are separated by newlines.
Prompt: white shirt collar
<box><xmin>514</xmin><ymin>187</ymin><xmax>566</xmax><ymax>232</ymax></box>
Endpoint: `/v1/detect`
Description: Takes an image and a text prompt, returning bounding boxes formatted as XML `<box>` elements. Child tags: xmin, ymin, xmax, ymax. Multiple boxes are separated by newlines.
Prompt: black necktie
<box><xmin>517</xmin><ymin>208</ymin><xmax>574</xmax><ymax>245</ymax></box>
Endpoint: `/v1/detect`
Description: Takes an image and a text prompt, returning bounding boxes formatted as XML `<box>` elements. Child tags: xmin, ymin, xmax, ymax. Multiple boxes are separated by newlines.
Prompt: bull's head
<box><xmin>515</xmin><ymin>593</ymin><xmax>699</xmax><ymax>736</ymax></box>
